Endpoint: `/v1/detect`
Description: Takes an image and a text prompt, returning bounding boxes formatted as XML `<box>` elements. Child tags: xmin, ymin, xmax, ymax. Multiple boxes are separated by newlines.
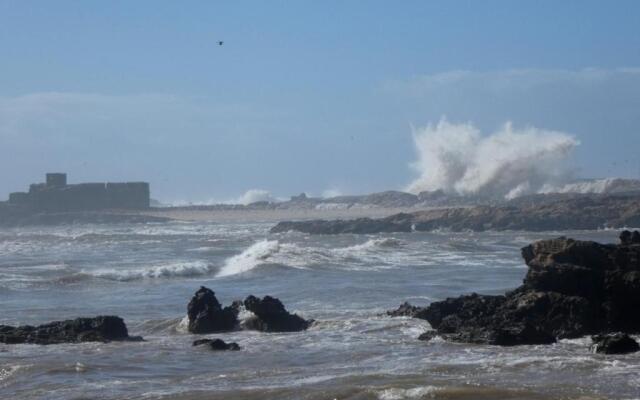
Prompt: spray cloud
<box><xmin>406</xmin><ymin>118</ymin><xmax>580</xmax><ymax>199</ymax></box>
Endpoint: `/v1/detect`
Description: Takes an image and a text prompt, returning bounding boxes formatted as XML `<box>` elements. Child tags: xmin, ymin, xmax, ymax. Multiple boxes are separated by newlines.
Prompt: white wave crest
<box><xmin>216</xmin><ymin>240</ymin><xmax>281</xmax><ymax>277</ymax></box>
<box><xmin>340</xmin><ymin>238</ymin><xmax>402</xmax><ymax>253</ymax></box>
<box><xmin>89</xmin><ymin>261</ymin><xmax>215</xmax><ymax>281</ymax></box>
<box><xmin>377</xmin><ymin>386</ymin><xmax>440</xmax><ymax>400</ymax></box>
<box><xmin>406</xmin><ymin>118</ymin><xmax>579</xmax><ymax>199</ymax></box>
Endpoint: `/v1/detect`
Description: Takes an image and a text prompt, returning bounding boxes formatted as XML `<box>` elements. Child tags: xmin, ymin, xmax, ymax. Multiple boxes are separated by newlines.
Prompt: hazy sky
<box><xmin>1</xmin><ymin>1</ymin><xmax>639</xmax><ymax>202</ymax></box>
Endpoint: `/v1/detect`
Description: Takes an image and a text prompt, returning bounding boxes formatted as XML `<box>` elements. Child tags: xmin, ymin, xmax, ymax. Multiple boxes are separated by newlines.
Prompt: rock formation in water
<box><xmin>270</xmin><ymin>195</ymin><xmax>640</xmax><ymax>234</ymax></box>
<box><xmin>192</xmin><ymin>338</ymin><xmax>241</xmax><ymax>351</ymax></box>
<box><xmin>590</xmin><ymin>333</ymin><xmax>639</xmax><ymax>354</ymax></box>
<box><xmin>389</xmin><ymin>231</ymin><xmax>640</xmax><ymax>346</ymax></box>
<box><xmin>187</xmin><ymin>287</ymin><xmax>240</xmax><ymax>333</ymax></box>
<box><xmin>242</xmin><ymin>295</ymin><xmax>312</xmax><ymax>332</ymax></box>
<box><xmin>186</xmin><ymin>287</ymin><xmax>312</xmax><ymax>334</ymax></box>
<box><xmin>0</xmin><ymin>316</ymin><xmax>142</xmax><ymax>345</ymax></box>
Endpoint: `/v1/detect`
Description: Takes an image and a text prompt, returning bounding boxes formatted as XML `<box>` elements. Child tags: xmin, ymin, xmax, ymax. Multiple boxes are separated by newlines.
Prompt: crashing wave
<box><xmin>406</xmin><ymin>118</ymin><xmax>578</xmax><ymax>199</ymax></box>
<box><xmin>89</xmin><ymin>261</ymin><xmax>216</xmax><ymax>281</ymax></box>
<box><xmin>216</xmin><ymin>240</ymin><xmax>282</xmax><ymax>277</ymax></box>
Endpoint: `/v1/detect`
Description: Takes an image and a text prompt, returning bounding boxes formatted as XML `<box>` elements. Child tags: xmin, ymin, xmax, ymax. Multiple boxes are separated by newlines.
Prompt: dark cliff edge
<box><xmin>271</xmin><ymin>195</ymin><xmax>640</xmax><ymax>234</ymax></box>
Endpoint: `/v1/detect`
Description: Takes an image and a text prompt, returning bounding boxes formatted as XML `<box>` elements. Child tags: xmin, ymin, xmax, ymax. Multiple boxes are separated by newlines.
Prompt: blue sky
<box><xmin>1</xmin><ymin>1</ymin><xmax>639</xmax><ymax>202</ymax></box>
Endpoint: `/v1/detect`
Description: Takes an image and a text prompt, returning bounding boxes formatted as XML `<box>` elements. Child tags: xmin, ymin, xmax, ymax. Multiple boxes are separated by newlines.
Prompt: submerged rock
<box><xmin>0</xmin><ymin>316</ymin><xmax>141</xmax><ymax>345</ymax></box>
<box><xmin>590</xmin><ymin>333</ymin><xmax>640</xmax><ymax>354</ymax></box>
<box><xmin>394</xmin><ymin>232</ymin><xmax>640</xmax><ymax>346</ymax></box>
<box><xmin>242</xmin><ymin>295</ymin><xmax>312</xmax><ymax>332</ymax></box>
<box><xmin>187</xmin><ymin>287</ymin><xmax>239</xmax><ymax>334</ymax></box>
<box><xmin>192</xmin><ymin>338</ymin><xmax>240</xmax><ymax>351</ymax></box>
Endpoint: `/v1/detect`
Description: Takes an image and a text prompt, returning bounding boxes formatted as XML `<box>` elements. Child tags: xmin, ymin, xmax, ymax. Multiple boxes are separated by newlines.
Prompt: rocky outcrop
<box><xmin>192</xmin><ymin>338</ymin><xmax>240</xmax><ymax>351</ymax></box>
<box><xmin>386</xmin><ymin>302</ymin><xmax>424</xmax><ymax>318</ymax></box>
<box><xmin>392</xmin><ymin>232</ymin><xmax>640</xmax><ymax>345</ymax></box>
<box><xmin>186</xmin><ymin>287</ymin><xmax>312</xmax><ymax>334</ymax></box>
<box><xmin>242</xmin><ymin>295</ymin><xmax>312</xmax><ymax>332</ymax></box>
<box><xmin>271</xmin><ymin>195</ymin><xmax>640</xmax><ymax>234</ymax></box>
<box><xmin>0</xmin><ymin>316</ymin><xmax>142</xmax><ymax>345</ymax></box>
<box><xmin>590</xmin><ymin>333</ymin><xmax>639</xmax><ymax>354</ymax></box>
<box><xmin>187</xmin><ymin>287</ymin><xmax>239</xmax><ymax>334</ymax></box>
<box><xmin>271</xmin><ymin>213</ymin><xmax>414</xmax><ymax>235</ymax></box>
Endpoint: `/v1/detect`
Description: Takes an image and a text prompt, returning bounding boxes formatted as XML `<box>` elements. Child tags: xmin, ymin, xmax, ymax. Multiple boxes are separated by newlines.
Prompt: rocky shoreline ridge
<box><xmin>271</xmin><ymin>194</ymin><xmax>640</xmax><ymax>234</ymax></box>
<box><xmin>2</xmin><ymin>233</ymin><xmax>638</xmax><ymax>354</ymax></box>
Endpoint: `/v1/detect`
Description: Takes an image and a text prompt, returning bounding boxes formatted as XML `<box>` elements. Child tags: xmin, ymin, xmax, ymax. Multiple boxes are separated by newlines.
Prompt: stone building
<box><xmin>7</xmin><ymin>173</ymin><xmax>150</xmax><ymax>211</ymax></box>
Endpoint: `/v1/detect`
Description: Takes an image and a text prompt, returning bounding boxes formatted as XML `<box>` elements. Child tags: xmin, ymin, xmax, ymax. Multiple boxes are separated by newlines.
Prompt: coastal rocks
<box><xmin>590</xmin><ymin>333</ymin><xmax>640</xmax><ymax>354</ymax></box>
<box><xmin>187</xmin><ymin>287</ymin><xmax>239</xmax><ymax>334</ymax></box>
<box><xmin>242</xmin><ymin>295</ymin><xmax>312</xmax><ymax>332</ymax></box>
<box><xmin>0</xmin><ymin>316</ymin><xmax>141</xmax><ymax>345</ymax></box>
<box><xmin>270</xmin><ymin>213</ymin><xmax>414</xmax><ymax>234</ymax></box>
<box><xmin>386</xmin><ymin>301</ymin><xmax>424</xmax><ymax>318</ymax></box>
<box><xmin>270</xmin><ymin>195</ymin><xmax>640</xmax><ymax>234</ymax></box>
<box><xmin>186</xmin><ymin>287</ymin><xmax>312</xmax><ymax>334</ymax></box>
<box><xmin>192</xmin><ymin>338</ymin><xmax>240</xmax><ymax>351</ymax></box>
<box><xmin>395</xmin><ymin>232</ymin><xmax>640</xmax><ymax>346</ymax></box>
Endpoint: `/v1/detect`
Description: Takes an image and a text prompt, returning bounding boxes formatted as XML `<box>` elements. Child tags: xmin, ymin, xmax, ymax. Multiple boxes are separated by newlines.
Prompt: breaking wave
<box><xmin>216</xmin><ymin>239</ymin><xmax>282</xmax><ymax>277</ymax></box>
<box><xmin>88</xmin><ymin>261</ymin><xmax>216</xmax><ymax>281</ymax></box>
<box><xmin>406</xmin><ymin>118</ymin><xmax>579</xmax><ymax>199</ymax></box>
<box><xmin>339</xmin><ymin>238</ymin><xmax>402</xmax><ymax>252</ymax></box>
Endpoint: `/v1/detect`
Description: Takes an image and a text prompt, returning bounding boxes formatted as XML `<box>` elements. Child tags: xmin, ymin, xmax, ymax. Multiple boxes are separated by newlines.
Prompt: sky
<box><xmin>1</xmin><ymin>1</ymin><xmax>639</xmax><ymax>202</ymax></box>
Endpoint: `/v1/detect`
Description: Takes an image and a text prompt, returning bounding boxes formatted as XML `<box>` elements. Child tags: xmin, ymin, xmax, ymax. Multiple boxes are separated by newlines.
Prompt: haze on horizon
<box><xmin>1</xmin><ymin>1</ymin><xmax>640</xmax><ymax>204</ymax></box>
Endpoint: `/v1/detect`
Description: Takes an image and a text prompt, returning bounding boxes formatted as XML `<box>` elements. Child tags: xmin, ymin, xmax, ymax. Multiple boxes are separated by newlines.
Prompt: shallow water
<box><xmin>1</xmin><ymin>222</ymin><xmax>639</xmax><ymax>399</ymax></box>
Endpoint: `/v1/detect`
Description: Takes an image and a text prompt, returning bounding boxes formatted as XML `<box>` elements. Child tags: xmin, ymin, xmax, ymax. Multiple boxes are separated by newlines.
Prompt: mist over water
<box><xmin>406</xmin><ymin>118</ymin><xmax>580</xmax><ymax>199</ymax></box>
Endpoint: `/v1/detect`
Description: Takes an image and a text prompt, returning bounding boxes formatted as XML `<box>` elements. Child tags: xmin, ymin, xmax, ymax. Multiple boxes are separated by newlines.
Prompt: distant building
<box><xmin>7</xmin><ymin>173</ymin><xmax>150</xmax><ymax>211</ymax></box>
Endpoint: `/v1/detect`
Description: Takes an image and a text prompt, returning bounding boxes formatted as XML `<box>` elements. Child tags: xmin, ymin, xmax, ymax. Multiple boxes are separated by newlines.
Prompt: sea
<box><xmin>1</xmin><ymin>221</ymin><xmax>639</xmax><ymax>399</ymax></box>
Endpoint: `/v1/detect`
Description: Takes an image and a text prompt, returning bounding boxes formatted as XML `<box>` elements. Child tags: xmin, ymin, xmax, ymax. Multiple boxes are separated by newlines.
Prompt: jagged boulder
<box><xmin>0</xmin><ymin>316</ymin><xmax>141</xmax><ymax>345</ymax></box>
<box><xmin>387</xmin><ymin>302</ymin><xmax>424</xmax><ymax>318</ymax></box>
<box><xmin>187</xmin><ymin>287</ymin><xmax>239</xmax><ymax>334</ymax></box>
<box><xmin>192</xmin><ymin>338</ymin><xmax>240</xmax><ymax>351</ymax></box>
<box><xmin>590</xmin><ymin>333</ymin><xmax>639</xmax><ymax>354</ymax></box>
<box><xmin>242</xmin><ymin>295</ymin><xmax>312</xmax><ymax>332</ymax></box>
<box><xmin>392</xmin><ymin>232</ymin><xmax>640</xmax><ymax>346</ymax></box>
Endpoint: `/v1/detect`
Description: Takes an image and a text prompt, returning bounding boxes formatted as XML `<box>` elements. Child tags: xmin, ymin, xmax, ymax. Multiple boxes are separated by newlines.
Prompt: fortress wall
<box><xmin>10</xmin><ymin>174</ymin><xmax>150</xmax><ymax>212</ymax></box>
<box><xmin>106</xmin><ymin>182</ymin><xmax>150</xmax><ymax>209</ymax></box>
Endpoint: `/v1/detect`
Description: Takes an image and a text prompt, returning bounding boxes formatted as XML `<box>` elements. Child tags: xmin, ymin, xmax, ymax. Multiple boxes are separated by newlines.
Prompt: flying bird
<box><xmin>218</xmin><ymin>41</ymin><xmax>224</xmax><ymax>46</ymax></box>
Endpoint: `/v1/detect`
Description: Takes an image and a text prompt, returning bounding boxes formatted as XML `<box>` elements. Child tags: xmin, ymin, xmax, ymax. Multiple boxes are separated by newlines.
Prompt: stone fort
<box><xmin>7</xmin><ymin>173</ymin><xmax>150</xmax><ymax>211</ymax></box>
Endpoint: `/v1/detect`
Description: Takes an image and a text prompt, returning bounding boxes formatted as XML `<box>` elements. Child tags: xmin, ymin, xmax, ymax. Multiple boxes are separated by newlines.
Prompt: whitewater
<box><xmin>1</xmin><ymin>221</ymin><xmax>639</xmax><ymax>399</ymax></box>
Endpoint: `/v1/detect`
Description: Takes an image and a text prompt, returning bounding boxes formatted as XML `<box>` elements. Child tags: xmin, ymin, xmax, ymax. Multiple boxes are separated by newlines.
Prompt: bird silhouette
<box><xmin>218</xmin><ymin>41</ymin><xmax>224</xmax><ymax>46</ymax></box>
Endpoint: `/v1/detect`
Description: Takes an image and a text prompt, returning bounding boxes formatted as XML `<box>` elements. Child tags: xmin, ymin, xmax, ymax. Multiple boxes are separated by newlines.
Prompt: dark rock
<box><xmin>270</xmin><ymin>195</ymin><xmax>640</xmax><ymax>234</ymax></box>
<box><xmin>243</xmin><ymin>295</ymin><xmax>312</xmax><ymax>332</ymax></box>
<box><xmin>387</xmin><ymin>302</ymin><xmax>424</xmax><ymax>318</ymax></box>
<box><xmin>393</xmin><ymin>234</ymin><xmax>640</xmax><ymax>346</ymax></box>
<box><xmin>590</xmin><ymin>333</ymin><xmax>640</xmax><ymax>354</ymax></box>
<box><xmin>192</xmin><ymin>338</ymin><xmax>240</xmax><ymax>351</ymax></box>
<box><xmin>270</xmin><ymin>213</ymin><xmax>414</xmax><ymax>234</ymax></box>
<box><xmin>620</xmin><ymin>230</ymin><xmax>632</xmax><ymax>245</ymax></box>
<box><xmin>417</xmin><ymin>331</ymin><xmax>438</xmax><ymax>342</ymax></box>
<box><xmin>187</xmin><ymin>287</ymin><xmax>239</xmax><ymax>334</ymax></box>
<box><xmin>416</xmin><ymin>293</ymin><xmax>556</xmax><ymax>345</ymax></box>
<box><xmin>0</xmin><ymin>316</ymin><xmax>139</xmax><ymax>345</ymax></box>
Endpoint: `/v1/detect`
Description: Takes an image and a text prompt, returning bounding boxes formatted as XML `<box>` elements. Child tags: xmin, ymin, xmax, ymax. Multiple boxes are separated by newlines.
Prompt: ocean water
<box><xmin>1</xmin><ymin>222</ymin><xmax>639</xmax><ymax>399</ymax></box>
